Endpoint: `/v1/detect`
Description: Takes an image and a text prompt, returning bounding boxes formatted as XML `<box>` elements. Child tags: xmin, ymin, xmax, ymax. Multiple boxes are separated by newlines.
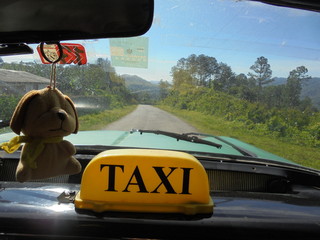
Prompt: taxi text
<box><xmin>100</xmin><ymin>164</ymin><xmax>193</xmax><ymax>194</ymax></box>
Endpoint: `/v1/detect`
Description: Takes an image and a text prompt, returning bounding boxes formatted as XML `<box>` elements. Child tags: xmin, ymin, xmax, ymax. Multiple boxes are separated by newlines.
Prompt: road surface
<box><xmin>104</xmin><ymin>105</ymin><xmax>198</xmax><ymax>133</ymax></box>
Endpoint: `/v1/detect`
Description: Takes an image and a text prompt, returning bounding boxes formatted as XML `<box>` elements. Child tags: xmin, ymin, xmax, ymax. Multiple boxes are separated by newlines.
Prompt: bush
<box><xmin>0</xmin><ymin>95</ymin><xmax>20</xmax><ymax>121</ymax></box>
<box><xmin>161</xmin><ymin>87</ymin><xmax>318</xmax><ymax>147</ymax></box>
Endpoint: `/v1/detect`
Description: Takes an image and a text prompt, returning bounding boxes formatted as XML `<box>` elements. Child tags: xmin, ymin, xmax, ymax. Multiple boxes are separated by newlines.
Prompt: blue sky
<box><xmin>131</xmin><ymin>0</ymin><xmax>320</xmax><ymax>81</ymax></box>
<box><xmin>142</xmin><ymin>0</ymin><xmax>320</xmax><ymax>80</ymax></box>
<box><xmin>3</xmin><ymin>0</ymin><xmax>320</xmax><ymax>82</ymax></box>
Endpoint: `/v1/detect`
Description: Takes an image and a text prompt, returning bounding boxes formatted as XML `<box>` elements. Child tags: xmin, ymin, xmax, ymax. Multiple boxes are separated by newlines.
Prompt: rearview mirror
<box><xmin>0</xmin><ymin>0</ymin><xmax>154</xmax><ymax>44</ymax></box>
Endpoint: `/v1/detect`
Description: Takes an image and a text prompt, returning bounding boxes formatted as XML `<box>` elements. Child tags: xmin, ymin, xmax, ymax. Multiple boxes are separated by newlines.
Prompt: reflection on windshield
<box><xmin>0</xmin><ymin>0</ymin><xmax>319</xmax><ymax>170</ymax></box>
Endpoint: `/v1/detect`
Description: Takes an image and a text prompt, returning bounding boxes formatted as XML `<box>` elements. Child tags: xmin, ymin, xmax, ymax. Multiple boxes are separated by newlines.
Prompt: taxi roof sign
<box><xmin>75</xmin><ymin>149</ymin><xmax>213</xmax><ymax>215</ymax></box>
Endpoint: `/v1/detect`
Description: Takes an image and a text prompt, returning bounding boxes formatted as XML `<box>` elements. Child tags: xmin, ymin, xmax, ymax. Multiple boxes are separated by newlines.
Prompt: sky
<box><xmin>2</xmin><ymin>0</ymin><xmax>320</xmax><ymax>82</ymax></box>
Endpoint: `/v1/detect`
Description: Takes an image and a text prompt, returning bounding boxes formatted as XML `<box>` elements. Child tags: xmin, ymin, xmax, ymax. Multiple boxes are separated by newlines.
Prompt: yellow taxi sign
<box><xmin>75</xmin><ymin>149</ymin><xmax>213</xmax><ymax>215</ymax></box>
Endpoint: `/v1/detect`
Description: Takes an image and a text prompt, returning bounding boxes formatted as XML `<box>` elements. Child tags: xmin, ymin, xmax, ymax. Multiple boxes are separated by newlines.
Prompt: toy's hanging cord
<box><xmin>50</xmin><ymin>64</ymin><xmax>57</xmax><ymax>90</ymax></box>
<box><xmin>39</xmin><ymin>42</ymin><xmax>63</xmax><ymax>90</ymax></box>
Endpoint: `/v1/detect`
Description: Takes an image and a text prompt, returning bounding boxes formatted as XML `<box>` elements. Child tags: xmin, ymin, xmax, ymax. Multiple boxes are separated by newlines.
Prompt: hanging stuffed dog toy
<box><xmin>1</xmin><ymin>87</ymin><xmax>81</xmax><ymax>182</ymax></box>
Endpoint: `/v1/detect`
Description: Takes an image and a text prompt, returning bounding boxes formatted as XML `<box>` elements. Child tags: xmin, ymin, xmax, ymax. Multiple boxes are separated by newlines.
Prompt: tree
<box><xmin>192</xmin><ymin>54</ymin><xmax>219</xmax><ymax>86</ymax></box>
<box><xmin>212</xmin><ymin>63</ymin><xmax>235</xmax><ymax>91</ymax></box>
<box><xmin>171</xmin><ymin>66</ymin><xmax>196</xmax><ymax>89</ymax></box>
<box><xmin>261</xmin><ymin>85</ymin><xmax>287</xmax><ymax>108</ymax></box>
<box><xmin>285</xmin><ymin>66</ymin><xmax>311</xmax><ymax>108</ymax></box>
<box><xmin>159</xmin><ymin>79</ymin><xmax>171</xmax><ymax>99</ymax></box>
<box><xmin>248</xmin><ymin>56</ymin><xmax>273</xmax><ymax>97</ymax></box>
<box><xmin>171</xmin><ymin>54</ymin><xmax>219</xmax><ymax>89</ymax></box>
<box><xmin>96</xmin><ymin>58</ymin><xmax>115</xmax><ymax>72</ymax></box>
<box><xmin>0</xmin><ymin>58</ymin><xmax>135</xmax><ymax>109</ymax></box>
<box><xmin>234</xmin><ymin>73</ymin><xmax>258</xmax><ymax>102</ymax></box>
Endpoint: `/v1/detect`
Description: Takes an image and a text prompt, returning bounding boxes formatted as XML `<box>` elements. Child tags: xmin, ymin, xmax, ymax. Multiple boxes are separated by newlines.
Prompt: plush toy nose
<box><xmin>57</xmin><ymin>111</ymin><xmax>67</xmax><ymax>121</ymax></box>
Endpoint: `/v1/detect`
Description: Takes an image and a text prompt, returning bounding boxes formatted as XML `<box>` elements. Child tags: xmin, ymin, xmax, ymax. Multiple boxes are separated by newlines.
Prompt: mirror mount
<box><xmin>0</xmin><ymin>44</ymin><xmax>33</xmax><ymax>56</ymax></box>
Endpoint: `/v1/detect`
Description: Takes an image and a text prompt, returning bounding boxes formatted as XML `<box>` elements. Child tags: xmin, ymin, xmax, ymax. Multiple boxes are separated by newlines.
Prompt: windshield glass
<box><xmin>0</xmin><ymin>0</ymin><xmax>319</xmax><ymax>170</ymax></box>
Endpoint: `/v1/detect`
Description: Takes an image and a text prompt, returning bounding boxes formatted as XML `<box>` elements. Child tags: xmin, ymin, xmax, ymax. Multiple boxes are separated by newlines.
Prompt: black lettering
<box><xmin>100</xmin><ymin>164</ymin><xmax>124</xmax><ymax>192</ymax></box>
<box><xmin>123</xmin><ymin>166</ymin><xmax>148</xmax><ymax>193</ymax></box>
<box><xmin>151</xmin><ymin>167</ymin><xmax>177</xmax><ymax>194</ymax></box>
<box><xmin>180</xmin><ymin>168</ymin><xmax>193</xmax><ymax>194</ymax></box>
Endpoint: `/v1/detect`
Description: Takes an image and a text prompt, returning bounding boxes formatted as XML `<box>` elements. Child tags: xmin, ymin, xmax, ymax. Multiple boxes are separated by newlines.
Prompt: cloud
<box><xmin>170</xmin><ymin>5</ymin><xmax>179</xmax><ymax>10</ymax></box>
<box><xmin>246</xmin><ymin>1</ymin><xmax>269</xmax><ymax>8</ymax></box>
<box><xmin>153</xmin><ymin>16</ymin><xmax>162</xmax><ymax>27</ymax></box>
<box><xmin>241</xmin><ymin>15</ymin><xmax>271</xmax><ymax>24</ymax></box>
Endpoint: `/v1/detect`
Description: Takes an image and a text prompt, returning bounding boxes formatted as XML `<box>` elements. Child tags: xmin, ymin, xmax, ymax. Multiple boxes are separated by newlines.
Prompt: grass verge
<box><xmin>79</xmin><ymin>105</ymin><xmax>137</xmax><ymax>131</ymax></box>
<box><xmin>159</xmin><ymin>105</ymin><xmax>320</xmax><ymax>170</ymax></box>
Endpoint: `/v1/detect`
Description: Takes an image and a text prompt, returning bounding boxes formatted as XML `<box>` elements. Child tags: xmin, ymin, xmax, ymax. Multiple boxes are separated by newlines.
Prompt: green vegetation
<box><xmin>0</xmin><ymin>58</ymin><xmax>136</xmax><ymax>122</ymax></box>
<box><xmin>79</xmin><ymin>105</ymin><xmax>137</xmax><ymax>131</ymax></box>
<box><xmin>1</xmin><ymin>54</ymin><xmax>319</xmax><ymax>169</ymax></box>
<box><xmin>0</xmin><ymin>58</ymin><xmax>133</xmax><ymax>100</ymax></box>
<box><xmin>0</xmin><ymin>59</ymin><xmax>138</xmax><ymax>134</ymax></box>
<box><xmin>122</xmin><ymin>74</ymin><xmax>160</xmax><ymax>104</ymax></box>
<box><xmin>159</xmin><ymin>105</ymin><xmax>320</xmax><ymax>170</ymax></box>
<box><xmin>0</xmin><ymin>95</ymin><xmax>20</xmax><ymax>122</ymax></box>
<box><xmin>162</xmin><ymin>87</ymin><xmax>320</xmax><ymax>147</ymax></box>
<box><xmin>168</xmin><ymin>54</ymin><xmax>315</xmax><ymax>111</ymax></box>
<box><xmin>159</xmin><ymin>54</ymin><xmax>320</xmax><ymax>169</ymax></box>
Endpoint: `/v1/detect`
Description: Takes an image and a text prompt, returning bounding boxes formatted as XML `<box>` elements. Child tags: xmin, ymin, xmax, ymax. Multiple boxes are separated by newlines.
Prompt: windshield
<box><xmin>0</xmin><ymin>0</ymin><xmax>319</xmax><ymax>170</ymax></box>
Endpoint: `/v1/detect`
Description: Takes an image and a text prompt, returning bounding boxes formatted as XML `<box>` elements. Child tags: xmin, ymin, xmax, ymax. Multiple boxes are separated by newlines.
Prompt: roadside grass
<box><xmin>159</xmin><ymin>105</ymin><xmax>320</xmax><ymax>170</ymax></box>
<box><xmin>79</xmin><ymin>105</ymin><xmax>137</xmax><ymax>131</ymax></box>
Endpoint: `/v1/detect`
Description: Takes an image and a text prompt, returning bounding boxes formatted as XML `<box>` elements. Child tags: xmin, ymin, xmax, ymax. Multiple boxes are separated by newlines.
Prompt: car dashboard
<box><xmin>0</xmin><ymin>147</ymin><xmax>319</xmax><ymax>239</ymax></box>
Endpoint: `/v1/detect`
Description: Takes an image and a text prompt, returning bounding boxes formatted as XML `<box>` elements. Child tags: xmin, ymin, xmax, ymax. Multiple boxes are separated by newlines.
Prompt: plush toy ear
<box><xmin>10</xmin><ymin>90</ymin><xmax>40</xmax><ymax>135</ymax></box>
<box><xmin>65</xmin><ymin>96</ymin><xmax>79</xmax><ymax>134</ymax></box>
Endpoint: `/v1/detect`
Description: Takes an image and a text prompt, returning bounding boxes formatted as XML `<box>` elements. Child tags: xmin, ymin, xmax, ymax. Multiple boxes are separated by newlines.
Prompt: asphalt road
<box><xmin>104</xmin><ymin>105</ymin><xmax>198</xmax><ymax>133</ymax></box>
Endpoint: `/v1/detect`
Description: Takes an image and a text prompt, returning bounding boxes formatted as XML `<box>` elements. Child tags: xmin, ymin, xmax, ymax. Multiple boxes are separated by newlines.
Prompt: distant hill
<box><xmin>272</xmin><ymin>77</ymin><xmax>320</xmax><ymax>109</ymax></box>
<box><xmin>121</xmin><ymin>74</ymin><xmax>160</xmax><ymax>97</ymax></box>
<box><xmin>150</xmin><ymin>80</ymin><xmax>160</xmax><ymax>85</ymax></box>
<box><xmin>121</xmin><ymin>74</ymin><xmax>320</xmax><ymax>108</ymax></box>
<box><xmin>272</xmin><ymin>77</ymin><xmax>287</xmax><ymax>85</ymax></box>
